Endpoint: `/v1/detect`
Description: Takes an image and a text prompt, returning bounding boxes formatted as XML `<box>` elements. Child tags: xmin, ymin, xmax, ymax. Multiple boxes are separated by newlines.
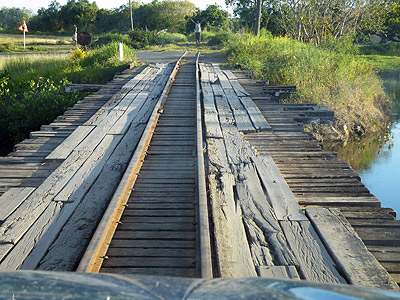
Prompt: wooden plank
<box><xmin>226</xmin><ymin>94</ymin><xmax>255</xmax><ymax>133</ymax></box>
<box><xmin>257</xmin><ymin>265</ymin><xmax>300</xmax><ymax>279</ymax></box>
<box><xmin>222</xmin><ymin>69</ymin><xmax>250</xmax><ymax>97</ymax></box>
<box><xmin>240</xmin><ymin>96</ymin><xmax>272</xmax><ymax>131</ymax></box>
<box><xmin>353</xmin><ymin>227</ymin><xmax>400</xmax><ymax>246</ymax></box>
<box><xmin>33</xmin><ymin>123</ymin><xmax>147</xmax><ymax>271</ymax></box>
<box><xmin>208</xmin><ymin>173</ymin><xmax>257</xmax><ymax>277</ymax></box>
<box><xmin>199</xmin><ymin>64</ymin><xmax>223</xmax><ymax>139</ymax></box>
<box><xmin>0</xmin><ymin>187</ymin><xmax>35</xmax><ymax>222</ymax></box>
<box><xmin>0</xmin><ymin>202</ymin><xmax>62</xmax><ymax>270</ymax></box>
<box><xmin>306</xmin><ymin>207</ymin><xmax>399</xmax><ymax>290</ymax></box>
<box><xmin>236</xmin><ymin>163</ymin><xmax>297</xmax><ymax>267</ymax></box>
<box><xmin>297</xmin><ymin>196</ymin><xmax>381</xmax><ymax>207</ymax></box>
<box><xmin>54</xmin><ymin>134</ymin><xmax>123</xmax><ymax>202</ymax></box>
<box><xmin>280</xmin><ymin>220</ymin><xmax>347</xmax><ymax>284</ymax></box>
<box><xmin>99</xmin><ymin>267</ymin><xmax>197</xmax><ymax>277</ymax></box>
<box><xmin>252</xmin><ymin>156</ymin><xmax>307</xmax><ymax>221</ymax></box>
<box><xmin>45</xmin><ymin>125</ymin><xmax>95</xmax><ymax>161</ymax></box>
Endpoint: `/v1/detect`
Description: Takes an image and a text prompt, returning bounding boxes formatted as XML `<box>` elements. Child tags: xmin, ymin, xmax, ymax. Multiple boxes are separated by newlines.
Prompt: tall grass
<box><xmin>226</xmin><ymin>32</ymin><xmax>390</xmax><ymax>139</ymax></box>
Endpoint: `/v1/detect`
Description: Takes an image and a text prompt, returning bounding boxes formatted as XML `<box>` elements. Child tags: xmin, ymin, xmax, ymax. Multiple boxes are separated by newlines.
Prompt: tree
<box><xmin>186</xmin><ymin>4</ymin><xmax>230</xmax><ymax>33</ymax></box>
<box><xmin>0</xmin><ymin>7</ymin><xmax>32</xmax><ymax>30</ymax></box>
<box><xmin>134</xmin><ymin>0</ymin><xmax>196</xmax><ymax>32</ymax></box>
<box><xmin>276</xmin><ymin>0</ymin><xmax>390</xmax><ymax>45</ymax></box>
<box><xmin>29</xmin><ymin>1</ymin><xmax>63</xmax><ymax>32</ymax></box>
<box><xmin>384</xmin><ymin>3</ymin><xmax>400</xmax><ymax>40</ymax></box>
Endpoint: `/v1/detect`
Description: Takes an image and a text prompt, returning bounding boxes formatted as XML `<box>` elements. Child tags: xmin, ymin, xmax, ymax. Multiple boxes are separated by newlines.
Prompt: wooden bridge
<box><xmin>0</xmin><ymin>51</ymin><xmax>399</xmax><ymax>291</ymax></box>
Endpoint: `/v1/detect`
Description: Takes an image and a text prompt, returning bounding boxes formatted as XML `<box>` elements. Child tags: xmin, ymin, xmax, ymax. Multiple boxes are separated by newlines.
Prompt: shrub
<box><xmin>226</xmin><ymin>33</ymin><xmax>390</xmax><ymax>139</ymax></box>
<box><xmin>129</xmin><ymin>30</ymin><xmax>159</xmax><ymax>49</ymax></box>
<box><xmin>93</xmin><ymin>32</ymin><xmax>132</xmax><ymax>48</ymax></box>
<box><xmin>158</xmin><ymin>32</ymin><xmax>187</xmax><ymax>45</ymax></box>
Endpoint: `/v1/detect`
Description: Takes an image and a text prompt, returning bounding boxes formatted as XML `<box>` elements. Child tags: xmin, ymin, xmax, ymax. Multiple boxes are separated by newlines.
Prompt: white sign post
<box><xmin>18</xmin><ymin>21</ymin><xmax>28</xmax><ymax>49</ymax></box>
<box><xmin>119</xmin><ymin>43</ymin><xmax>123</xmax><ymax>61</ymax></box>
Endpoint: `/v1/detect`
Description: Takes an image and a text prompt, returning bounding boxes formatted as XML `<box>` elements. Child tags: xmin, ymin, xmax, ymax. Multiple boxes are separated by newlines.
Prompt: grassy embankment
<box><xmin>0</xmin><ymin>41</ymin><xmax>136</xmax><ymax>155</ymax></box>
<box><xmin>225</xmin><ymin>32</ymin><xmax>392</xmax><ymax>143</ymax></box>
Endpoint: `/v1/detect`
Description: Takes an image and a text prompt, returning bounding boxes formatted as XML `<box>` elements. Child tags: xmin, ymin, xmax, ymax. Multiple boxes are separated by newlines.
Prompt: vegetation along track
<box><xmin>78</xmin><ymin>52</ymin><xmax>213</xmax><ymax>278</ymax></box>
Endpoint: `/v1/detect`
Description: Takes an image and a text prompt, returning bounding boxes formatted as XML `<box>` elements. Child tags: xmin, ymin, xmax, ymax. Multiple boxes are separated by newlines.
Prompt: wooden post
<box><xmin>254</xmin><ymin>0</ymin><xmax>262</xmax><ymax>36</ymax></box>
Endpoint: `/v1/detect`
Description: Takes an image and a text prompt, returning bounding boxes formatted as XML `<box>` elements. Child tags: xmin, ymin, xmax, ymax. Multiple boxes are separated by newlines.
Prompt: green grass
<box><xmin>0</xmin><ymin>33</ymin><xmax>74</xmax><ymax>53</ymax></box>
<box><xmin>226</xmin><ymin>32</ymin><xmax>390</xmax><ymax>139</ymax></box>
<box><xmin>360</xmin><ymin>54</ymin><xmax>400</xmax><ymax>73</ymax></box>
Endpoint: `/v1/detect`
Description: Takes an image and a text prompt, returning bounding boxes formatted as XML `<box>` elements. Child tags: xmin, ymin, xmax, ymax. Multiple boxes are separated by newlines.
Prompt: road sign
<box><xmin>18</xmin><ymin>21</ymin><xmax>28</xmax><ymax>32</ymax></box>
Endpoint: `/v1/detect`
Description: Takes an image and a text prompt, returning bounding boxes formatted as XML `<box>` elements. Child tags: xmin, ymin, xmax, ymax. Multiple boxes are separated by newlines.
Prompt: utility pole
<box><xmin>129</xmin><ymin>0</ymin><xmax>134</xmax><ymax>31</ymax></box>
<box><xmin>254</xmin><ymin>0</ymin><xmax>262</xmax><ymax>35</ymax></box>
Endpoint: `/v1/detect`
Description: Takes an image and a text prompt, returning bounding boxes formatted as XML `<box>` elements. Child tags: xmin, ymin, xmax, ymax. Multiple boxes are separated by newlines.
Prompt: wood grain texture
<box><xmin>280</xmin><ymin>220</ymin><xmax>347</xmax><ymax>284</ymax></box>
<box><xmin>251</xmin><ymin>156</ymin><xmax>307</xmax><ymax>221</ymax></box>
<box><xmin>306</xmin><ymin>207</ymin><xmax>399</xmax><ymax>290</ymax></box>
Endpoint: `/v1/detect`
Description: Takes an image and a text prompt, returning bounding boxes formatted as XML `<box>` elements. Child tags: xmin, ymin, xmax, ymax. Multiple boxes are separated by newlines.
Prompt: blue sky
<box><xmin>1</xmin><ymin>0</ymin><xmax>230</xmax><ymax>14</ymax></box>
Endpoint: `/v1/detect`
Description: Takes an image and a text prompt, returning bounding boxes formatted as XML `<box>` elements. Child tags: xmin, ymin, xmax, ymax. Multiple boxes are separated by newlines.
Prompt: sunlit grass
<box><xmin>0</xmin><ymin>33</ymin><xmax>74</xmax><ymax>53</ymax></box>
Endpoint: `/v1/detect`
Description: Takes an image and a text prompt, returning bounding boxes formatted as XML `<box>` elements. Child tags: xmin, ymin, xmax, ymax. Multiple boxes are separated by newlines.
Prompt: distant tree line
<box><xmin>0</xmin><ymin>0</ymin><xmax>230</xmax><ymax>34</ymax></box>
<box><xmin>1</xmin><ymin>0</ymin><xmax>400</xmax><ymax>43</ymax></box>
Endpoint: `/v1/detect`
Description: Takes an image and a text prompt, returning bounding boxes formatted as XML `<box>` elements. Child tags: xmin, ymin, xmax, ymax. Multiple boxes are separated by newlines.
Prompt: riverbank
<box><xmin>225</xmin><ymin>33</ymin><xmax>392</xmax><ymax>144</ymax></box>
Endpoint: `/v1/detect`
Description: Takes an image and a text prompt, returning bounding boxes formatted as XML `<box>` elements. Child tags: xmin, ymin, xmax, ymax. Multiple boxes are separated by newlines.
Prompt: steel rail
<box><xmin>195</xmin><ymin>51</ymin><xmax>213</xmax><ymax>278</ymax></box>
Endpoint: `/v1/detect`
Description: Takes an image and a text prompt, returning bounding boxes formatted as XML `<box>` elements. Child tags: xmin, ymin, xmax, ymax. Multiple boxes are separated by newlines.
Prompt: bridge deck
<box><xmin>0</xmin><ymin>52</ymin><xmax>398</xmax><ymax>291</ymax></box>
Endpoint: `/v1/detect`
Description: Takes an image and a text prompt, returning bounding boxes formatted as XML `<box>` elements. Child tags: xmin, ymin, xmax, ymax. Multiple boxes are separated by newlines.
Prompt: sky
<box><xmin>0</xmin><ymin>0</ymin><xmax>231</xmax><ymax>14</ymax></box>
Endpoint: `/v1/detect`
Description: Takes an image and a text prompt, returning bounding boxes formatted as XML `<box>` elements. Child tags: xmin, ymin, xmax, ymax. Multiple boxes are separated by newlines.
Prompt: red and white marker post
<box><xmin>18</xmin><ymin>21</ymin><xmax>28</xmax><ymax>49</ymax></box>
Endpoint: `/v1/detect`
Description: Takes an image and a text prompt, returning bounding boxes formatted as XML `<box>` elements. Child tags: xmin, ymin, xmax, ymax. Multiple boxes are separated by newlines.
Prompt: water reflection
<box><xmin>324</xmin><ymin>70</ymin><xmax>400</xmax><ymax>217</ymax></box>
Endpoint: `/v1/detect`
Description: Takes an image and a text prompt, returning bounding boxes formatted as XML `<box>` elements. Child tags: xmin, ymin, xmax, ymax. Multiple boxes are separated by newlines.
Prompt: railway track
<box><xmin>78</xmin><ymin>52</ymin><xmax>212</xmax><ymax>278</ymax></box>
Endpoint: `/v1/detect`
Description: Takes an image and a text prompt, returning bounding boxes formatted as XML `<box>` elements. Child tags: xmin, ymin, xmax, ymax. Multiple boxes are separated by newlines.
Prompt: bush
<box><xmin>359</xmin><ymin>42</ymin><xmax>400</xmax><ymax>56</ymax></box>
<box><xmin>129</xmin><ymin>30</ymin><xmax>159</xmax><ymax>49</ymax></box>
<box><xmin>0</xmin><ymin>41</ymin><xmax>137</xmax><ymax>154</ymax></box>
<box><xmin>93</xmin><ymin>33</ymin><xmax>132</xmax><ymax>48</ymax></box>
<box><xmin>158</xmin><ymin>32</ymin><xmax>187</xmax><ymax>45</ymax></box>
<box><xmin>226</xmin><ymin>33</ymin><xmax>390</xmax><ymax>139</ymax></box>
<box><xmin>0</xmin><ymin>74</ymin><xmax>86</xmax><ymax>152</ymax></box>
<box><xmin>205</xmin><ymin>32</ymin><xmax>231</xmax><ymax>46</ymax></box>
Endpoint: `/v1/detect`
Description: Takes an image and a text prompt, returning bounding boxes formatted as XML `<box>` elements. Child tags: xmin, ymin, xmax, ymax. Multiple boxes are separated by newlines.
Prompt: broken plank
<box><xmin>240</xmin><ymin>97</ymin><xmax>271</xmax><ymax>131</ymax></box>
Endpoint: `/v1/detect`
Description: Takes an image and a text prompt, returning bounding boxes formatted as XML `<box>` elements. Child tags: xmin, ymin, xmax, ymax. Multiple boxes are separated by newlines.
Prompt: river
<box><xmin>328</xmin><ymin>72</ymin><xmax>400</xmax><ymax>218</ymax></box>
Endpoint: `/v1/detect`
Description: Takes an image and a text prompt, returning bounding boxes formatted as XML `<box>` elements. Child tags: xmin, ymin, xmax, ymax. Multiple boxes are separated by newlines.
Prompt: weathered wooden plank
<box><xmin>236</xmin><ymin>163</ymin><xmax>297</xmax><ymax>267</ymax></box>
<box><xmin>45</xmin><ymin>125</ymin><xmax>95</xmax><ymax>161</ymax></box>
<box><xmin>353</xmin><ymin>227</ymin><xmax>400</xmax><ymax>246</ymax></box>
<box><xmin>199</xmin><ymin>64</ymin><xmax>223</xmax><ymax>139</ymax></box>
<box><xmin>280</xmin><ymin>220</ymin><xmax>347</xmax><ymax>284</ymax></box>
<box><xmin>34</xmin><ymin>123</ymin><xmax>147</xmax><ymax>271</ymax></box>
<box><xmin>99</xmin><ymin>267</ymin><xmax>197</xmax><ymax>277</ymax></box>
<box><xmin>208</xmin><ymin>173</ymin><xmax>257</xmax><ymax>277</ymax></box>
<box><xmin>252</xmin><ymin>156</ymin><xmax>307</xmax><ymax>221</ymax></box>
<box><xmin>0</xmin><ymin>202</ymin><xmax>62</xmax><ymax>270</ymax></box>
<box><xmin>0</xmin><ymin>187</ymin><xmax>35</xmax><ymax>222</ymax></box>
<box><xmin>226</xmin><ymin>94</ymin><xmax>255</xmax><ymax>133</ymax></box>
<box><xmin>101</xmin><ymin>256</ymin><xmax>195</xmax><ymax>268</ymax></box>
<box><xmin>306</xmin><ymin>207</ymin><xmax>399</xmax><ymax>290</ymax></box>
<box><xmin>106</xmin><ymin>248</ymin><xmax>196</xmax><ymax>257</ymax></box>
<box><xmin>240</xmin><ymin>96</ymin><xmax>272</xmax><ymax>131</ymax></box>
<box><xmin>222</xmin><ymin>69</ymin><xmax>250</xmax><ymax>97</ymax></box>
<box><xmin>297</xmin><ymin>196</ymin><xmax>381</xmax><ymax>207</ymax></box>
<box><xmin>54</xmin><ymin>134</ymin><xmax>123</xmax><ymax>202</ymax></box>
<box><xmin>257</xmin><ymin>265</ymin><xmax>300</xmax><ymax>279</ymax></box>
